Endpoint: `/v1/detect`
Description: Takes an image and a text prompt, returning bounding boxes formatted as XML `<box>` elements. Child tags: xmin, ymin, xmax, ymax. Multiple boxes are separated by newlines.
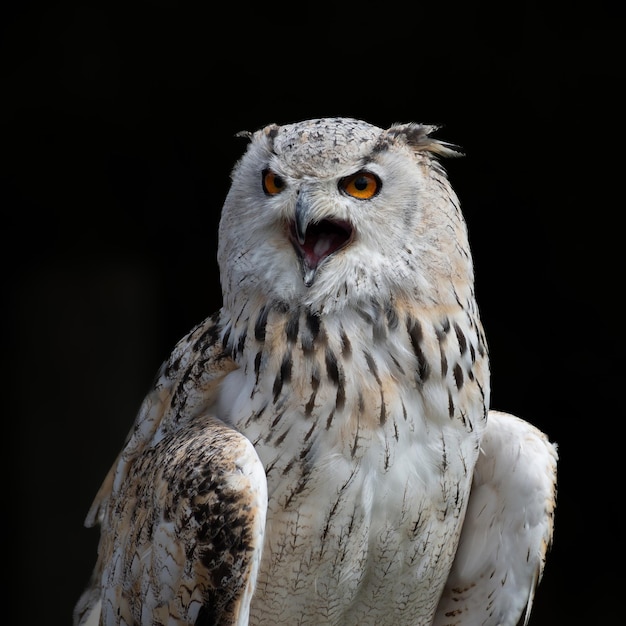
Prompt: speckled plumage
<box><xmin>75</xmin><ymin>118</ymin><xmax>558</xmax><ymax>626</ymax></box>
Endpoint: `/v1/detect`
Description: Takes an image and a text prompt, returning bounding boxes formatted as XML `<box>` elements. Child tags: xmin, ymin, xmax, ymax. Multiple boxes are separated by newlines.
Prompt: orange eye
<box><xmin>262</xmin><ymin>169</ymin><xmax>286</xmax><ymax>195</ymax></box>
<box><xmin>339</xmin><ymin>171</ymin><xmax>381</xmax><ymax>199</ymax></box>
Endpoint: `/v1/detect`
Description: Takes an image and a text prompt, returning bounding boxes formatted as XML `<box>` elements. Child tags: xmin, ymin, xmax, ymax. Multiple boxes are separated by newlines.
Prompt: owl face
<box><xmin>218</xmin><ymin>118</ymin><xmax>470</xmax><ymax>314</ymax></box>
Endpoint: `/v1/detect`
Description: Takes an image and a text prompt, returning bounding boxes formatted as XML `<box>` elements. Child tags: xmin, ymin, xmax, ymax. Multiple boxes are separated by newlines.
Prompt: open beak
<box><xmin>289</xmin><ymin>196</ymin><xmax>354</xmax><ymax>287</ymax></box>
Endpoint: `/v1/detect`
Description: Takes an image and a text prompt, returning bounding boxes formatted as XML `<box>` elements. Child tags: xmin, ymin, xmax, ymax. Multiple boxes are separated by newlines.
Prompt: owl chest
<box><xmin>218</xmin><ymin>364</ymin><xmax>480</xmax><ymax>623</ymax></box>
<box><xmin>213</xmin><ymin>307</ymin><xmax>487</xmax><ymax>621</ymax></box>
<box><xmin>254</xmin><ymin>405</ymin><xmax>475</xmax><ymax>624</ymax></box>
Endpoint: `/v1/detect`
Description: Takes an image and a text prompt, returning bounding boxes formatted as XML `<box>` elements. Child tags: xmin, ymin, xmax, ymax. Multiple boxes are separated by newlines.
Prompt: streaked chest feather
<box><xmin>212</xmin><ymin>301</ymin><xmax>489</xmax><ymax>623</ymax></box>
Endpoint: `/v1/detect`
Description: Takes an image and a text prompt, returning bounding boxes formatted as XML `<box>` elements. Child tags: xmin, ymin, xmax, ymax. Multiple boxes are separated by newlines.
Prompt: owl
<box><xmin>74</xmin><ymin>118</ymin><xmax>558</xmax><ymax>626</ymax></box>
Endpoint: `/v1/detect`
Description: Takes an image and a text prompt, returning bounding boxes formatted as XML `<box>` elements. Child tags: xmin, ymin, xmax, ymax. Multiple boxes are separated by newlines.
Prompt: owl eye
<box><xmin>262</xmin><ymin>169</ymin><xmax>286</xmax><ymax>195</ymax></box>
<box><xmin>339</xmin><ymin>171</ymin><xmax>381</xmax><ymax>200</ymax></box>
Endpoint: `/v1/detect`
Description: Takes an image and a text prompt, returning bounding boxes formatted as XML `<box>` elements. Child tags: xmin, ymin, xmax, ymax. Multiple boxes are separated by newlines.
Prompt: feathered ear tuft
<box><xmin>385</xmin><ymin>122</ymin><xmax>463</xmax><ymax>158</ymax></box>
<box><xmin>237</xmin><ymin>123</ymin><xmax>282</xmax><ymax>151</ymax></box>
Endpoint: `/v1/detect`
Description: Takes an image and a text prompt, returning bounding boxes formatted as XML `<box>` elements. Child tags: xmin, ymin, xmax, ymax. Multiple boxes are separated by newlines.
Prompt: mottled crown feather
<box><xmin>230</xmin><ymin>118</ymin><xmax>461</xmax><ymax>183</ymax></box>
<box><xmin>234</xmin><ymin>119</ymin><xmax>462</xmax><ymax>168</ymax></box>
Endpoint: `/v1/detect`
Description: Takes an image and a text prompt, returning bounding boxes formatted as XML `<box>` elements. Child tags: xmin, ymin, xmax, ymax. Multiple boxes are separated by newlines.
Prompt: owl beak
<box><xmin>294</xmin><ymin>197</ymin><xmax>310</xmax><ymax>246</ymax></box>
<box><xmin>291</xmin><ymin>196</ymin><xmax>353</xmax><ymax>287</ymax></box>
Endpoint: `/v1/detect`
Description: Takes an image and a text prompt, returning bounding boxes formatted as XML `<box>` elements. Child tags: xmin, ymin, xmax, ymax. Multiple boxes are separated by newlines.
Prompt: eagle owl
<box><xmin>74</xmin><ymin>118</ymin><xmax>558</xmax><ymax>626</ymax></box>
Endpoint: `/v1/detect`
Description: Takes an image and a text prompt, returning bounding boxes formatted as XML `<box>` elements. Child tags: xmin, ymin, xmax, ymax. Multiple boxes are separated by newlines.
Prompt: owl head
<box><xmin>218</xmin><ymin>117</ymin><xmax>471</xmax><ymax>315</ymax></box>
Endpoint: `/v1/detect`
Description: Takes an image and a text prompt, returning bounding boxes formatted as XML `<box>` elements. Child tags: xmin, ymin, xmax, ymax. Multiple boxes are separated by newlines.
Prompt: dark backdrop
<box><xmin>4</xmin><ymin>2</ymin><xmax>622</xmax><ymax>624</ymax></box>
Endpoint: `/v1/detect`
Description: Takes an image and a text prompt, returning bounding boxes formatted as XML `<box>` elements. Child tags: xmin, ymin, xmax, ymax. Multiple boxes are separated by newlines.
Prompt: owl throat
<box><xmin>217</xmin><ymin>295</ymin><xmax>488</xmax><ymax>466</ymax></box>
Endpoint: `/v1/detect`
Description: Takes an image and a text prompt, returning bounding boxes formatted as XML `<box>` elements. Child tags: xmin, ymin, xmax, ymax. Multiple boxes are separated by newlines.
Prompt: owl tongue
<box><xmin>291</xmin><ymin>219</ymin><xmax>353</xmax><ymax>286</ymax></box>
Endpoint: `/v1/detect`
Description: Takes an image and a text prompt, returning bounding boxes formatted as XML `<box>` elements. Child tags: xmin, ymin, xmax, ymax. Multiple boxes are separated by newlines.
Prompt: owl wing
<box><xmin>433</xmin><ymin>410</ymin><xmax>558</xmax><ymax>626</ymax></box>
<box><xmin>74</xmin><ymin>313</ymin><xmax>268</xmax><ymax>626</ymax></box>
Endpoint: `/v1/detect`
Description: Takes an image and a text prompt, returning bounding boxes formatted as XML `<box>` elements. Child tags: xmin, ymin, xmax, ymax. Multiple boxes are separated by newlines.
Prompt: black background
<box><xmin>4</xmin><ymin>2</ymin><xmax>623</xmax><ymax>624</ymax></box>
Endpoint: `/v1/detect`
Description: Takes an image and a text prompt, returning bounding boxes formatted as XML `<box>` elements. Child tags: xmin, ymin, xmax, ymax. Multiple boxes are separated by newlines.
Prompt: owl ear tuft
<box><xmin>385</xmin><ymin>123</ymin><xmax>463</xmax><ymax>158</ymax></box>
<box><xmin>236</xmin><ymin>124</ymin><xmax>282</xmax><ymax>151</ymax></box>
<box><xmin>235</xmin><ymin>122</ymin><xmax>281</xmax><ymax>141</ymax></box>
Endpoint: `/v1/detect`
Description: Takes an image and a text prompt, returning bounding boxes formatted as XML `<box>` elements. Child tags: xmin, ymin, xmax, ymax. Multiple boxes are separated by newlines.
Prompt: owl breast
<box><xmin>213</xmin><ymin>299</ymin><xmax>488</xmax><ymax>624</ymax></box>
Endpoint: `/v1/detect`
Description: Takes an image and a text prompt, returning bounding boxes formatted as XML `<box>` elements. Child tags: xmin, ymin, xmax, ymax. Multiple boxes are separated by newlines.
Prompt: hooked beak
<box><xmin>290</xmin><ymin>196</ymin><xmax>354</xmax><ymax>287</ymax></box>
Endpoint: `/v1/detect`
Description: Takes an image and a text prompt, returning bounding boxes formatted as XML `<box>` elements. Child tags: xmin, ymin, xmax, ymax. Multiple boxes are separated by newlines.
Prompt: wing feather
<box><xmin>99</xmin><ymin>416</ymin><xmax>267</xmax><ymax>625</ymax></box>
<box><xmin>74</xmin><ymin>312</ymin><xmax>266</xmax><ymax>625</ymax></box>
<box><xmin>85</xmin><ymin>312</ymin><xmax>235</xmax><ymax>528</ymax></box>
<box><xmin>433</xmin><ymin>410</ymin><xmax>558</xmax><ymax>626</ymax></box>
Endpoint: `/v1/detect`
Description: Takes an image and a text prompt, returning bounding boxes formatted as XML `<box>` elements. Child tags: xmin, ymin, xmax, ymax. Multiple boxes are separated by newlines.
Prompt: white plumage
<box><xmin>75</xmin><ymin>117</ymin><xmax>557</xmax><ymax>625</ymax></box>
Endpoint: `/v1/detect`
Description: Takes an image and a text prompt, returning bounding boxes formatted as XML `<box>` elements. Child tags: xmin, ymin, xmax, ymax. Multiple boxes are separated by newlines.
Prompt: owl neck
<box><xmin>220</xmin><ymin>291</ymin><xmax>488</xmax><ymax>435</ymax></box>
